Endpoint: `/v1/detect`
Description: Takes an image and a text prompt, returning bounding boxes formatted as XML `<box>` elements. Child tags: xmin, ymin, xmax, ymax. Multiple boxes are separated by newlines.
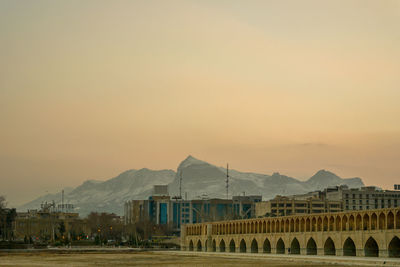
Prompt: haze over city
<box><xmin>1</xmin><ymin>0</ymin><xmax>400</xmax><ymax>207</ymax></box>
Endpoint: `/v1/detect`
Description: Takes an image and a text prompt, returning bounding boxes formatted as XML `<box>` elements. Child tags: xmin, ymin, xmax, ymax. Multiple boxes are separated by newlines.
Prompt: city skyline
<box><xmin>1</xmin><ymin>0</ymin><xmax>400</xmax><ymax>206</ymax></box>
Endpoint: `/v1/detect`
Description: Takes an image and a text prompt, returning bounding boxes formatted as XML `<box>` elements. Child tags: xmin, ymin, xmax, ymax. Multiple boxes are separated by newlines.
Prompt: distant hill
<box><xmin>18</xmin><ymin>155</ymin><xmax>364</xmax><ymax>216</ymax></box>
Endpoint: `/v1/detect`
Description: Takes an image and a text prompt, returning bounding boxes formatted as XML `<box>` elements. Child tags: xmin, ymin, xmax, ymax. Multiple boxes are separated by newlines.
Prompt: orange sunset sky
<box><xmin>0</xmin><ymin>0</ymin><xmax>399</xmax><ymax>206</ymax></box>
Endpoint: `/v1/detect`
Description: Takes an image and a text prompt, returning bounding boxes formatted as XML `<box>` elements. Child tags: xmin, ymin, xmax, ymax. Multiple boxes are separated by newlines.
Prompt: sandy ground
<box><xmin>0</xmin><ymin>250</ymin><xmax>399</xmax><ymax>267</ymax></box>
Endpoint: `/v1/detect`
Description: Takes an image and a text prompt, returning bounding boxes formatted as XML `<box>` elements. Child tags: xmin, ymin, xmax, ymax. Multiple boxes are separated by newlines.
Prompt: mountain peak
<box><xmin>178</xmin><ymin>155</ymin><xmax>207</xmax><ymax>170</ymax></box>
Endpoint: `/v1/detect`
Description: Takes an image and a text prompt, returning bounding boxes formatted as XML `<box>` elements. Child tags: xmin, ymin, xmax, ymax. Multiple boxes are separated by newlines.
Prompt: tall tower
<box><xmin>179</xmin><ymin>171</ymin><xmax>183</xmax><ymax>199</ymax></box>
<box><xmin>226</xmin><ymin>163</ymin><xmax>229</xmax><ymax>199</ymax></box>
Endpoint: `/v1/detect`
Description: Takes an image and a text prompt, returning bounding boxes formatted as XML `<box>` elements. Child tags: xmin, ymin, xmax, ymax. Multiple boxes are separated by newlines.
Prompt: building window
<box><xmin>359</xmin><ymin>206</ymin><xmax>362</xmax><ymax>210</ymax></box>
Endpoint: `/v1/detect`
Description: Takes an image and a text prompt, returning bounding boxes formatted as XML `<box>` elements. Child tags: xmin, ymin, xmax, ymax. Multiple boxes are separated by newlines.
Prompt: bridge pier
<box><xmin>336</xmin><ymin>248</ymin><xmax>343</xmax><ymax>256</ymax></box>
<box><xmin>180</xmin><ymin>226</ymin><xmax>186</xmax><ymax>251</ymax></box>
<box><xmin>379</xmin><ymin>249</ymin><xmax>388</xmax><ymax>257</ymax></box>
<box><xmin>300</xmin><ymin>248</ymin><xmax>307</xmax><ymax>255</ymax></box>
<box><xmin>356</xmin><ymin>248</ymin><xmax>364</xmax><ymax>257</ymax></box>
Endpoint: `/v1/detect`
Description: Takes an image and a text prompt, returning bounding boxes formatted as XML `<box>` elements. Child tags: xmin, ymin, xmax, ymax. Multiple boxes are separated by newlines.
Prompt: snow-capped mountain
<box><xmin>18</xmin><ymin>156</ymin><xmax>364</xmax><ymax>216</ymax></box>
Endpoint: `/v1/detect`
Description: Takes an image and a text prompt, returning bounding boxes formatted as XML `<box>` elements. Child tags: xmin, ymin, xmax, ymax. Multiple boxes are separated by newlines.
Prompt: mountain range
<box><xmin>18</xmin><ymin>155</ymin><xmax>364</xmax><ymax>216</ymax></box>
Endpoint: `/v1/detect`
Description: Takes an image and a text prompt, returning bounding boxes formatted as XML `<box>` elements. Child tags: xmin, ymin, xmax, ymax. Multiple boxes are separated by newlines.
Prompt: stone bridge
<box><xmin>181</xmin><ymin>207</ymin><xmax>400</xmax><ymax>257</ymax></box>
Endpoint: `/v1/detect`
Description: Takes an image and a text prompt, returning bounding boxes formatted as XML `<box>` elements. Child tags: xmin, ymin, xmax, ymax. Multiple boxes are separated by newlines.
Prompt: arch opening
<box><xmin>197</xmin><ymin>240</ymin><xmax>202</xmax><ymax>252</ymax></box>
<box><xmin>379</xmin><ymin>213</ymin><xmax>386</xmax><ymax>230</ymax></box>
<box><xmin>364</xmin><ymin>237</ymin><xmax>379</xmax><ymax>257</ymax></box>
<box><xmin>276</xmin><ymin>238</ymin><xmax>285</xmax><ymax>254</ymax></box>
<box><xmin>240</xmin><ymin>239</ymin><xmax>246</xmax><ymax>253</ymax></box>
<box><xmin>290</xmin><ymin>238</ymin><xmax>300</xmax><ymax>254</ymax></box>
<box><xmin>263</xmin><ymin>238</ymin><xmax>271</xmax><ymax>253</ymax></box>
<box><xmin>251</xmin><ymin>239</ymin><xmax>258</xmax><ymax>253</ymax></box>
<box><xmin>324</xmin><ymin>237</ymin><xmax>336</xmax><ymax>256</ymax></box>
<box><xmin>343</xmin><ymin>237</ymin><xmax>356</xmax><ymax>256</ymax></box>
<box><xmin>219</xmin><ymin>239</ymin><xmax>226</xmax><ymax>252</ymax></box>
<box><xmin>388</xmin><ymin>212</ymin><xmax>394</xmax><ymax>229</ymax></box>
<box><xmin>306</xmin><ymin>238</ymin><xmax>317</xmax><ymax>255</ymax></box>
<box><xmin>389</xmin><ymin>236</ymin><xmax>400</xmax><ymax>258</ymax></box>
<box><xmin>212</xmin><ymin>239</ymin><xmax>216</xmax><ymax>252</ymax></box>
<box><xmin>189</xmin><ymin>240</ymin><xmax>194</xmax><ymax>251</ymax></box>
<box><xmin>229</xmin><ymin>239</ymin><xmax>236</xmax><ymax>253</ymax></box>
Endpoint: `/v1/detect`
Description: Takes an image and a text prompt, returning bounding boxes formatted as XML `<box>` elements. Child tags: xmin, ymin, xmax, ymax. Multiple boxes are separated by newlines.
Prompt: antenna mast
<box><xmin>61</xmin><ymin>190</ymin><xmax>64</xmax><ymax>212</ymax></box>
<box><xmin>179</xmin><ymin>171</ymin><xmax>183</xmax><ymax>199</ymax></box>
<box><xmin>226</xmin><ymin>163</ymin><xmax>229</xmax><ymax>199</ymax></box>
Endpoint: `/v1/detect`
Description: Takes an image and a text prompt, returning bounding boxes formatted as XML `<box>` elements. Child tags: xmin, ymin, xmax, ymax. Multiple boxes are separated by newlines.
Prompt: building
<box><xmin>14</xmin><ymin>202</ymin><xmax>88</xmax><ymax>242</ymax></box>
<box><xmin>325</xmin><ymin>185</ymin><xmax>400</xmax><ymax>211</ymax></box>
<box><xmin>255</xmin><ymin>195</ymin><xmax>342</xmax><ymax>217</ymax></box>
<box><xmin>0</xmin><ymin>208</ymin><xmax>17</xmax><ymax>240</ymax></box>
<box><xmin>124</xmin><ymin>186</ymin><xmax>262</xmax><ymax>233</ymax></box>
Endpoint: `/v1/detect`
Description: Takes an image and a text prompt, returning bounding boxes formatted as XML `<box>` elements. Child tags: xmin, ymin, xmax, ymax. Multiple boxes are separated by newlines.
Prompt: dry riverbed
<box><xmin>0</xmin><ymin>250</ymin><xmax>398</xmax><ymax>266</ymax></box>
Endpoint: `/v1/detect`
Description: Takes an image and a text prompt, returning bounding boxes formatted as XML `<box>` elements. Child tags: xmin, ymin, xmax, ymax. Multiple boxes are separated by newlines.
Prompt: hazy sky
<box><xmin>1</xmin><ymin>0</ymin><xmax>399</xmax><ymax>206</ymax></box>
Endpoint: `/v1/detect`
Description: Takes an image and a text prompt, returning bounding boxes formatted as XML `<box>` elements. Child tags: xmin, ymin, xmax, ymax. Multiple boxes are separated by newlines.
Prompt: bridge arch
<box><xmin>240</xmin><ymin>239</ymin><xmax>246</xmax><ymax>253</ymax></box>
<box><xmin>364</xmin><ymin>237</ymin><xmax>379</xmax><ymax>257</ymax></box>
<box><xmin>290</xmin><ymin>238</ymin><xmax>300</xmax><ymax>254</ymax></box>
<box><xmin>342</xmin><ymin>215</ymin><xmax>348</xmax><ymax>231</ymax></box>
<box><xmin>324</xmin><ymin>237</ymin><xmax>336</xmax><ymax>255</ymax></box>
<box><xmin>189</xmin><ymin>240</ymin><xmax>194</xmax><ymax>251</ymax></box>
<box><xmin>329</xmin><ymin>216</ymin><xmax>334</xmax><ymax>231</ymax></box>
<box><xmin>317</xmin><ymin>217</ymin><xmax>322</xmax><ymax>231</ymax></box>
<box><xmin>251</xmin><ymin>238</ymin><xmax>258</xmax><ymax>253</ymax></box>
<box><xmin>379</xmin><ymin>212</ymin><xmax>386</xmax><ymax>230</ymax></box>
<box><xmin>306</xmin><ymin>237</ymin><xmax>317</xmax><ymax>255</ymax></box>
<box><xmin>276</xmin><ymin>238</ymin><xmax>285</xmax><ymax>254</ymax></box>
<box><xmin>219</xmin><ymin>239</ymin><xmax>226</xmax><ymax>252</ymax></box>
<box><xmin>323</xmin><ymin>216</ymin><xmax>328</xmax><ymax>231</ymax></box>
<box><xmin>363</xmin><ymin>214</ymin><xmax>369</xmax><ymax>230</ymax></box>
<box><xmin>388</xmin><ymin>211</ymin><xmax>394</xmax><ymax>229</ymax></box>
<box><xmin>311</xmin><ymin>217</ymin><xmax>316</xmax><ymax>232</ymax></box>
<box><xmin>343</xmin><ymin>237</ymin><xmax>356</xmax><ymax>256</ymax></box>
<box><xmin>212</xmin><ymin>239</ymin><xmax>216</xmax><ymax>252</ymax></box>
<box><xmin>371</xmin><ymin>213</ymin><xmax>377</xmax><ymax>230</ymax></box>
<box><xmin>306</xmin><ymin>218</ymin><xmax>310</xmax><ymax>232</ymax></box>
<box><xmin>396</xmin><ymin>211</ymin><xmax>400</xmax><ymax>229</ymax></box>
<box><xmin>388</xmin><ymin>236</ymin><xmax>400</xmax><ymax>257</ymax></box>
<box><xmin>356</xmin><ymin>214</ymin><xmax>362</xmax><ymax>230</ymax></box>
<box><xmin>196</xmin><ymin>240</ymin><xmax>202</xmax><ymax>252</ymax></box>
<box><xmin>349</xmin><ymin>215</ymin><xmax>354</xmax><ymax>231</ymax></box>
<box><xmin>335</xmin><ymin>216</ymin><xmax>341</xmax><ymax>231</ymax></box>
<box><xmin>263</xmin><ymin>238</ymin><xmax>271</xmax><ymax>253</ymax></box>
<box><xmin>229</xmin><ymin>239</ymin><xmax>236</xmax><ymax>252</ymax></box>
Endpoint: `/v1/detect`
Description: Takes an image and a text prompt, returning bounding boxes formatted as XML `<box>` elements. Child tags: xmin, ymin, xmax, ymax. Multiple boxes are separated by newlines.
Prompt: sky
<box><xmin>0</xmin><ymin>0</ymin><xmax>399</xmax><ymax>207</ymax></box>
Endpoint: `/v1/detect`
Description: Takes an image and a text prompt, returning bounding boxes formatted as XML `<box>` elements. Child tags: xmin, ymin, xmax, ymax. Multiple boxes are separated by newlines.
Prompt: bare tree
<box><xmin>0</xmin><ymin>196</ymin><xmax>6</xmax><ymax>210</ymax></box>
